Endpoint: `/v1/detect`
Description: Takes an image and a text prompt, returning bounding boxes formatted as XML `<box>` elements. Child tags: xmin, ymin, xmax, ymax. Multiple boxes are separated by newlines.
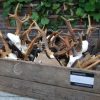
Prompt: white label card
<box><xmin>70</xmin><ymin>71</ymin><xmax>94</xmax><ymax>88</ymax></box>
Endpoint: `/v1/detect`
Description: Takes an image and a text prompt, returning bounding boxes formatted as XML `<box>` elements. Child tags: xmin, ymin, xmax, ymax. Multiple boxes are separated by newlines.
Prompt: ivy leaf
<box><xmin>76</xmin><ymin>8</ymin><xmax>84</xmax><ymax>17</ymax></box>
<box><xmin>18</xmin><ymin>0</ymin><xmax>32</xmax><ymax>3</ymax></box>
<box><xmin>3</xmin><ymin>1</ymin><xmax>11</xmax><ymax>8</ymax></box>
<box><xmin>10</xmin><ymin>19</ymin><xmax>16</xmax><ymax>26</ymax></box>
<box><xmin>41</xmin><ymin>17</ymin><xmax>49</xmax><ymax>25</ymax></box>
<box><xmin>85</xmin><ymin>3</ymin><xmax>95</xmax><ymax>12</ymax></box>
<box><xmin>95</xmin><ymin>1</ymin><xmax>100</xmax><ymax>9</ymax></box>
<box><xmin>89</xmin><ymin>0</ymin><xmax>96</xmax><ymax>5</ymax></box>
<box><xmin>79</xmin><ymin>0</ymin><xmax>85</xmax><ymax>3</ymax></box>
<box><xmin>68</xmin><ymin>0</ymin><xmax>73</xmax><ymax>2</ymax></box>
<box><xmin>56</xmin><ymin>8</ymin><xmax>61</xmax><ymax>14</ymax></box>
<box><xmin>44</xmin><ymin>2</ymin><xmax>51</xmax><ymax>7</ymax></box>
<box><xmin>40</xmin><ymin>2</ymin><xmax>44</xmax><ymax>7</ymax></box>
<box><xmin>31</xmin><ymin>12</ymin><xmax>39</xmax><ymax>21</ymax></box>
<box><xmin>92</xmin><ymin>13</ymin><xmax>100</xmax><ymax>22</ymax></box>
<box><xmin>52</xmin><ymin>4</ymin><xmax>60</xmax><ymax>10</ymax></box>
<box><xmin>3</xmin><ymin>7</ymin><xmax>11</xmax><ymax>17</ymax></box>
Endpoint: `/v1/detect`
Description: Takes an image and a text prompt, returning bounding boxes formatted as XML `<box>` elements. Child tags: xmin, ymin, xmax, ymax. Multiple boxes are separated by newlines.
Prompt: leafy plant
<box><xmin>76</xmin><ymin>0</ymin><xmax>100</xmax><ymax>22</ymax></box>
<box><xmin>3</xmin><ymin>0</ymin><xmax>32</xmax><ymax>17</ymax></box>
<box><xmin>3</xmin><ymin>0</ymin><xmax>100</xmax><ymax>29</ymax></box>
<box><xmin>31</xmin><ymin>0</ymin><xmax>70</xmax><ymax>27</ymax></box>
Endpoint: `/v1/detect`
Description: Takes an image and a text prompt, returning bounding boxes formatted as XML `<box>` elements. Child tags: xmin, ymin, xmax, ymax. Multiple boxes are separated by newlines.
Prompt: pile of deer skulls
<box><xmin>0</xmin><ymin>4</ymin><xmax>99</xmax><ymax>69</ymax></box>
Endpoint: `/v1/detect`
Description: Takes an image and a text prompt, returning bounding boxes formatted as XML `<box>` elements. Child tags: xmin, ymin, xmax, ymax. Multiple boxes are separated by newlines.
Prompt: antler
<box><xmin>76</xmin><ymin>54</ymin><xmax>100</xmax><ymax>69</ymax></box>
<box><xmin>21</xmin><ymin>20</ymin><xmax>43</xmax><ymax>60</ymax></box>
<box><xmin>61</xmin><ymin>16</ymin><xmax>75</xmax><ymax>39</ymax></box>
<box><xmin>61</xmin><ymin>16</ymin><xmax>82</xmax><ymax>56</ymax></box>
<box><xmin>86</xmin><ymin>15</ymin><xmax>97</xmax><ymax>36</ymax></box>
<box><xmin>0</xmin><ymin>31</ymin><xmax>12</xmax><ymax>58</ymax></box>
<box><xmin>21</xmin><ymin>21</ymin><xmax>35</xmax><ymax>44</ymax></box>
<box><xmin>22</xmin><ymin>20</ymin><xmax>55</xmax><ymax>60</ymax></box>
<box><xmin>0</xmin><ymin>31</ymin><xmax>11</xmax><ymax>53</ymax></box>
<box><xmin>21</xmin><ymin>19</ymin><xmax>45</xmax><ymax>45</ymax></box>
<box><xmin>42</xmin><ymin>29</ymin><xmax>55</xmax><ymax>59</ymax></box>
<box><xmin>9</xmin><ymin>3</ymin><xmax>30</xmax><ymax>35</ymax></box>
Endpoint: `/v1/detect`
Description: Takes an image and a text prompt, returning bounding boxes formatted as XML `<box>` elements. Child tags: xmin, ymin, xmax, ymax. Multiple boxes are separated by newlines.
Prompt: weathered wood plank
<box><xmin>0</xmin><ymin>91</ymin><xmax>35</xmax><ymax>100</ymax></box>
<box><xmin>0</xmin><ymin>59</ymin><xmax>99</xmax><ymax>94</ymax></box>
<box><xmin>0</xmin><ymin>75</ymin><xmax>100</xmax><ymax>100</ymax></box>
<box><xmin>0</xmin><ymin>97</ymin><xmax>35</xmax><ymax>100</ymax></box>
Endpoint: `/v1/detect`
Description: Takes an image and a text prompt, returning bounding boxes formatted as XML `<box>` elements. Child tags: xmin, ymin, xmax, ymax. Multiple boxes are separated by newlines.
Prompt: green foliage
<box><xmin>3</xmin><ymin>0</ymin><xmax>100</xmax><ymax>29</ymax></box>
<box><xmin>31</xmin><ymin>12</ymin><xmax>39</xmax><ymax>21</ymax></box>
<box><xmin>92</xmin><ymin>13</ymin><xmax>100</xmax><ymax>22</ymax></box>
<box><xmin>41</xmin><ymin>17</ymin><xmax>50</xmax><ymax>26</ymax></box>
<box><xmin>76</xmin><ymin>8</ymin><xmax>84</xmax><ymax>17</ymax></box>
<box><xmin>32</xmin><ymin>0</ymin><xmax>70</xmax><ymax>29</ymax></box>
<box><xmin>3</xmin><ymin>0</ymin><xmax>32</xmax><ymax>17</ymax></box>
<box><xmin>31</xmin><ymin>0</ymin><xmax>100</xmax><ymax>29</ymax></box>
<box><xmin>76</xmin><ymin>0</ymin><xmax>100</xmax><ymax>22</ymax></box>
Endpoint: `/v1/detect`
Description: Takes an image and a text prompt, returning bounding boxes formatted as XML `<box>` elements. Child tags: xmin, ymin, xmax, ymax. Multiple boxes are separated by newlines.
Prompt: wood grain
<box><xmin>0</xmin><ymin>59</ymin><xmax>99</xmax><ymax>94</ymax></box>
<box><xmin>0</xmin><ymin>75</ymin><xmax>100</xmax><ymax>100</ymax></box>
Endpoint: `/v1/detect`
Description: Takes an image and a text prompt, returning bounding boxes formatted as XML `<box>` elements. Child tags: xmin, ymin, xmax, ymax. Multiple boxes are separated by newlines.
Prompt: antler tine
<box><xmin>0</xmin><ymin>30</ymin><xmax>3</xmax><ymax>38</ymax></box>
<box><xmin>86</xmin><ymin>15</ymin><xmax>92</xmax><ymax>35</ymax></box>
<box><xmin>9</xmin><ymin>3</ymin><xmax>19</xmax><ymax>17</ymax></box>
<box><xmin>23</xmin><ymin>20</ymin><xmax>45</xmax><ymax>41</ymax></box>
<box><xmin>88</xmin><ymin>14</ymin><xmax>91</xmax><ymax>28</ymax></box>
<box><xmin>26</xmin><ymin>20</ymin><xmax>42</xmax><ymax>34</ymax></box>
<box><xmin>21</xmin><ymin>21</ymin><xmax>35</xmax><ymax>43</ymax></box>
<box><xmin>30</xmin><ymin>20</ymin><xmax>45</xmax><ymax>36</ymax></box>
<box><xmin>9</xmin><ymin>3</ymin><xmax>30</xmax><ymax>35</ymax></box>
<box><xmin>28</xmin><ymin>21</ymin><xmax>35</xmax><ymax>29</ymax></box>
<box><xmin>22</xmin><ymin>14</ymin><xmax>27</xmax><ymax>20</ymax></box>
<box><xmin>32</xmin><ymin>20</ymin><xmax>40</xmax><ymax>30</ymax></box>
<box><xmin>42</xmin><ymin>26</ymin><xmax>45</xmax><ymax>30</ymax></box>
<box><xmin>22</xmin><ymin>14</ymin><xmax>30</xmax><ymax>23</ymax></box>
<box><xmin>15</xmin><ymin>3</ymin><xmax>19</xmax><ymax>15</ymax></box>
<box><xmin>86</xmin><ymin>15</ymin><xmax>98</xmax><ymax>36</ymax></box>
<box><xmin>0</xmin><ymin>31</ymin><xmax>11</xmax><ymax>53</ymax></box>
<box><xmin>23</xmin><ymin>32</ymin><xmax>41</xmax><ymax>60</ymax></box>
<box><xmin>23</xmin><ymin>22</ymin><xmax>46</xmax><ymax>60</ymax></box>
<box><xmin>61</xmin><ymin>16</ymin><xmax>75</xmax><ymax>39</ymax></box>
<box><xmin>61</xmin><ymin>16</ymin><xmax>83</xmax><ymax>56</ymax></box>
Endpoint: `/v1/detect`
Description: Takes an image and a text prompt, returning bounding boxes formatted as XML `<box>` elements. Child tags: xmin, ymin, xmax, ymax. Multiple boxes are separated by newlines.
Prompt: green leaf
<box><xmin>10</xmin><ymin>19</ymin><xmax>16</xmax><ymax>26</ymax></box>
<box><xmin>3</xmin><ymin>7</ymin><xmax>11</xmax><ymax>17</ymax></box>
<box><xmin>92</xmin><ymin>13</ymin><xmax>100</xmax><ymax>22</ymax></box>
<box><xmin>76</xmin><ymin>8</ymin><xmax>84</xmax><ymax>16</ymax></box>
<box><xmin>89</xmin><ymin>0</ymin><xmax>96</xmax><ymax>5</ymax></box>
<box><xmin>95</xmin><ymin>1</ymin><xmax>100</xmax><ymax>9</ymax></box>
<box><xmin>31</xmin><ymin>12</ymin><xmax>39</xmax><ymax>21</ymax></box>
<box><xmin>40</xmin><ymin>2</ymin><xmax>44</xmax><ymax>6</ymax></box>
<box><xmin>68</xmin><ymin>0</ymin><xmax>73</xmax><ymax>2</ymax></box>
<box><xmin>56</xmin><ymin>8</ymin><xmax>61</xmax><ymax>14</ymax></box>
<box><xmin>41</xmin><ymin>17</ymin><xmax>49</xmax><ymax>25</ymax></box>
<box><xmin>3</xmin><ymin>1</ymin><xmax>11</xmax><ymax>8</ymax></box>
<box><xmin>17</xmin><ymin>0</ymin><xmax>32</xmax><ymax>3</ymax></box>
<box><xmin>85</xmin><ymin>3</ymin><xmax>95</xmax><ymax>12</ymax></box>
<box><xmin>79</xmin><ymin>0</ymin><xmax>85</xmax><ymax>3</ymax></box>
<box><xmin>44</xmin><ymin>2</ymin><xmax>51</xmax><ymax>7</ymax></box>
<box><xmin>52</xmin><ymin>4</ymin><xmax>60</xmax><ymax>10</ymax></box>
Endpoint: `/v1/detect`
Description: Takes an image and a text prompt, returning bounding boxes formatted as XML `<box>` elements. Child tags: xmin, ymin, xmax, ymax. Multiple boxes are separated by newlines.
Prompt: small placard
<box><xmin>70</xmin><ymin>71</ymin><xmax>94</xmax><ymax>88</ymax></box>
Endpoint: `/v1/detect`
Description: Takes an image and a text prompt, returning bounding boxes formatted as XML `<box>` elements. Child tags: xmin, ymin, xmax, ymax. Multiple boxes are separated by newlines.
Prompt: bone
<box><xmin>9</xmin><ymin>3</ymin><xmax>30</xmax><ymax>35</ymax></box>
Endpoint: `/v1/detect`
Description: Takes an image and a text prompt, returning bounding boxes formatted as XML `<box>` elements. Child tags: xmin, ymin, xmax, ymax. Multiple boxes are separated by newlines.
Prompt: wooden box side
<box><xmin>0</xmin><ymin>59</ymin><xmax>100</xmax><ymax>94</ymax></box>
<box><xmin>0</xmin><ymin>75</ymin><xmax>100</xmax><ymax>100</ymax></box>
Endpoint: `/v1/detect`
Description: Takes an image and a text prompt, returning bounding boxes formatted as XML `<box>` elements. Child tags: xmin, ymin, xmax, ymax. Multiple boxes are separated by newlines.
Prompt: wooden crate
<box><xmin>0</xmin><ymin>58</ymin><xmax>99</xmax><ymax>100</ymax></box>
<box><xmin>0</xmin><ymin>91</ymin><xmax>36</xmax><ymax>100</ymax></box>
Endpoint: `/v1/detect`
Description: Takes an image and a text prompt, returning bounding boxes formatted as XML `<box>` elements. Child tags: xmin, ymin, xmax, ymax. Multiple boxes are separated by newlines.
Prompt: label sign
<box><xmin>70</xmin><ymin>71</ymin><xmax>94</xmax><ymax>88</ymax></box>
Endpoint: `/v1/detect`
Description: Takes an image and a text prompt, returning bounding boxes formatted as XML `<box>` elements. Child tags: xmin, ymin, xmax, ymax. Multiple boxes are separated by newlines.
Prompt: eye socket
<box><xmin>6</xmin><ymin>54</ymin><xmax>9</xmax><ymax>57</ymax></box>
